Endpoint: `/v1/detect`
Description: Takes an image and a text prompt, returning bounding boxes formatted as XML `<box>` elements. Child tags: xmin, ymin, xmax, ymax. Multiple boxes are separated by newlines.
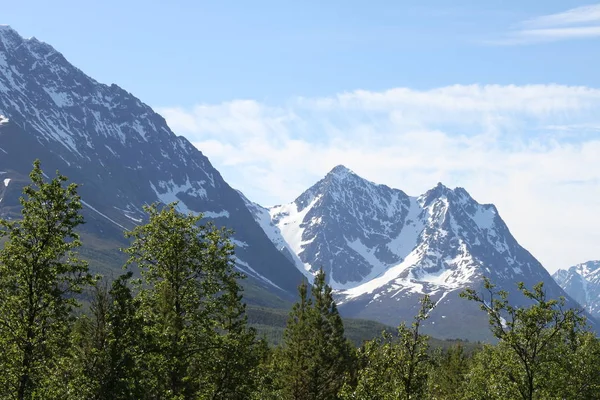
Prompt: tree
<box><xmin>341</xmin><ymin>295</ymin><xmax>435</xmax><ymax>400</ymax></box>
<box><xmin>69</xmin><ymin>272</ymin><xmax>143</xmax><ymax>400</ymax></box>
<box><xmin>0</xmin><ymin>160</ymin><xmax>93</xmax><ymax>400</ymax></box>
<box><xmin>124</xmin><ymin>202</ymin><xmax>258</xmax><ymax>399</ymax></box>
<box><xmin>460</xmin><ymin>279</ymin><xmax>587</xmax><ymax>400</ymax></box>
<box><xmin>196</xmin><ymin>273</ymin><xmax>263</xmax><ymax>399</ymax></box>
<box><xmin>427</xmin><ymin>343</ymin><xmax>471</xmax><ymax>399</ymax></box>
<box><xmin>546</xmin><ymin>330</ymin><xmax>600</xmax><ymax>399</ymax></box>
<box><xmin>277</xmin><ymin>269</ymin><xmax>355</xmax><ymax>400</ymax></box>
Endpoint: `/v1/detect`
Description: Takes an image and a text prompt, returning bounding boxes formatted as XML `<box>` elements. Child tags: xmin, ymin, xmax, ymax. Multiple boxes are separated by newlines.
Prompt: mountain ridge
<box><xmin>553</xmin><ymin>261</ymin><xmax>600</xmax><ymax>318</ymax></box>
<box><xmin>243</xmin><ymin>164</ymin><xmax>591</xmax><ymax>340</ymax></box>
<box><xmin>0</xmin><ymin>25</ymin><xmax>305</xmax><ymax>301</ymax></box>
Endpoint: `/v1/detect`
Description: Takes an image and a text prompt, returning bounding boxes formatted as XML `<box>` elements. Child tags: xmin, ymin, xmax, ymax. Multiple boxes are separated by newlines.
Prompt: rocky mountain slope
<box><xmin>553</xmin><ymin>261</ymin><xmax>600</xmax><ymax>318</ymax></box>
<box><xmin>245</xmin><ymin>166</ymin><xmax>589</xmax><ymax>340</ymax></box>
<box><xmin>0</xmin><ymin>25</ymin><xmax>304</xmax><ymax>302</ymax></box>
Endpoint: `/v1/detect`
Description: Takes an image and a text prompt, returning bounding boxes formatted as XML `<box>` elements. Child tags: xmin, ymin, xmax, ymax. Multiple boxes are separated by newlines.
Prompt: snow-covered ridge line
<box><xmin>246</xmin><ymin>164</ymin><xmax>542</xmax><ymax>308</ymax></box>
<box><xmin>553</xmin><ymin>261</ymin><xmax>600</xmax><ymax>318</ymax></box>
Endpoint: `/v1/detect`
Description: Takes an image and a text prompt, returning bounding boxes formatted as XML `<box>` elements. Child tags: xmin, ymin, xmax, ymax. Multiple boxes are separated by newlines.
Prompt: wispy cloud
<box><xmin>491</xmin><ymin>3</ymin><xmax>600</xmax><ymax>45</ymax></box>
<box><xmin>523</xmin><ymin>4</ymin><xmax>600</xmax><ymax>28</ymax></box>
<box><xmin>157</xmin><ymin>84</ymin><xmax>600</xmax><ymax>273</ymax></box>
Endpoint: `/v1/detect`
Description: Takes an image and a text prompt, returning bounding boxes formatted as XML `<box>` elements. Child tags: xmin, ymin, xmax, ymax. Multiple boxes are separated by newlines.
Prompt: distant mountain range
<box><xmin>243</xmin><ymin>165</ymin><xmax>589</xmax><ymax>340</ymax></box>
<box><xmin>0</xmin><ymin>25</ymin><xmax>595</xmax><ymax>340</ymax></box>
<box><xmin>553</xmin><ymin>261</ymin><xmax>600</xmax><ymax>319</ymax></box>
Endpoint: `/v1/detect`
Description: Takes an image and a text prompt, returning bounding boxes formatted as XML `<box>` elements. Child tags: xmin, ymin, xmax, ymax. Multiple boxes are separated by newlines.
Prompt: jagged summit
<box><xmin>326</xmin><ymin>164</ymin><xmax>355</xmax><ymax>178</ymax></box>
<box><xmin>0</xmin><ymin>25</ymin><xmax>55</xmax><ymax>53</ymax></box>
<box><xmin>553</xmin><ymin>261</ymin><xmax>600</xmax><ymax>318</ymax></box>
<box><xmin>244</xmin><ymin>167</ymin><xmax>578</xmax><ymax>340</ymax></box>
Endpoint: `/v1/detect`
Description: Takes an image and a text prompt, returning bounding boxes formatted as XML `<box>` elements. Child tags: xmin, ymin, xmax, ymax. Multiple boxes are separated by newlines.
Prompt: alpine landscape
<box><xmin>2</xmin><ymin>2</ymin><xmax>600</xmax><ymax>398</ymax></box>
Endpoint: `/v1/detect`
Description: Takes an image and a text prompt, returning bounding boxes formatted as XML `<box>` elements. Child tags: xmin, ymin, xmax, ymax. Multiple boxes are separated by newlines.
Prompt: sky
<box><xmin>3</xmin><ymin>1</ymin><xmax>600</xmax><ymax>272</ymax></box>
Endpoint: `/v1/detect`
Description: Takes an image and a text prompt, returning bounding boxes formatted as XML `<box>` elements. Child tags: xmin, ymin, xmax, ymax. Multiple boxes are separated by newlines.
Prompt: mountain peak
<box><xmin>0</xmin><ymin>26</ymin><xmax>58</xmax><ymax>57</ymax></box>
<box><xmin>0</xmin><ymin>25</ymin><xmax>23</xmax><ymax>47</ymax></box>
<box><xmin>0</xmin><ymin>25</ymin><xmax>16</xmax><ymax>34</ymax></box>
<box><xmin>326</xmin><ymin>165</ymin><xmax>355</xmax><ymax>180</ymax></box>
<box><xmin>554</xmin><ymin>260</ymin><xmax>600</xmax><ymax>318</ymax></box>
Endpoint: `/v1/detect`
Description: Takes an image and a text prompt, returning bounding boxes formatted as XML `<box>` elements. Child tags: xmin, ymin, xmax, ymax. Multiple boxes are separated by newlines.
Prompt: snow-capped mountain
<box><xmin>553</xmin><ymin>261</ymin><xmax>600</xmax><ymax>318</ymax></box>
<box><xmin>0</xmin><ymin>25</ymin><xmax>304</xmax><ymax>299</ymax></box>
<box><xmin>246</xmin><ymin>165</ymin><xmax>587</xmax><ymax>340</ymax></box>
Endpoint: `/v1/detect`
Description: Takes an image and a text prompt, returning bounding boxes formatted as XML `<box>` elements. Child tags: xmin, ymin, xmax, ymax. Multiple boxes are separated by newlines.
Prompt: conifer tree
<box><xmin>427</xmin><ymin>343</ymin><xmax>470</xmax><ymax>399</ymax></box>
<box><xmin>70</xmin><ymin>272</ymin><xmax>143</xmax><ymax>400</ymax></box>
<box><xmin>277</xmin><ymin>269</ymin><xmax>355</xmax><ymax>400</ymax></box>
<box><xmin>0</xmin><ymin>160</ymin><xmax>93</xmax><ymax>400</ymax></box>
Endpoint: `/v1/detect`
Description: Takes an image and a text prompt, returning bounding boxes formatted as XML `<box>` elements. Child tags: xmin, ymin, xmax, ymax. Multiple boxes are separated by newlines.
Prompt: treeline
<box><xmin>1</xmin><ymin>162</ymin><xmax>600</xmax><ymax>400</ymax></box>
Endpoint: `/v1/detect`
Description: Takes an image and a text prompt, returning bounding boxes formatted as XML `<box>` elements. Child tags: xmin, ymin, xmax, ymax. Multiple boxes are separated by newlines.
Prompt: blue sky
<box><xmin>4</xmin><ymin>1</ymin><xmax>600</xmax><ymax>105</ymax></box>
<box><xmin>3</xmin><ymin>1</ymin><xmax>600</xmax><ymax>271</ymax></box>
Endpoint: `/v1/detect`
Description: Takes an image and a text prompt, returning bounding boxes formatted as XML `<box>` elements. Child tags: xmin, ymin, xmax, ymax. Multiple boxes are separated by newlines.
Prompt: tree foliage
<box><xmin>273</xmin><ymin>269</ymin><xmax>355</xmax><ymax>400</ymax></box>
<box><xmin>341</xmin><ymin>295</ymin><xmax>435</xmax><ymax>400</ymax></box>
<box><xmin>0</xmin><ymin>160</ymin><xmax>93</xmax><ymax>399</ymax></box>
<box><xmin>461</xmin><ymin>278</ymin><xmax>588</xmax><ymax>400</ymax></box>
<box><xmin>3</xmin><ymin>160</ymin><xmax>600</xmax><ymax>400</ymax></box>
<box><xmin>69</xmin><ymin>272</ymin><xmax>143</xmax><ymax>400</ymax></box>
<box><xmin>123</xmin><ymin>202</ymin><xmax>260</xmax><ymax>399</ymax></box>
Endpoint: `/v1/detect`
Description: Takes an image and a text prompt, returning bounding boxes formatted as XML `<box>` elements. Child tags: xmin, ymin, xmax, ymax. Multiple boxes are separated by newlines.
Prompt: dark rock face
<box><xmin>554</xmin><ymin>261</ymin><xmax>600</xmax><ymax>318</ymax></box>
<box><xmin>248</xmin><ymin>165</ymin><xmax>592</xmax><ymax>340</ymax></box>
<box><xmin>0</xmin><ymin>25</ymin><xmax>303</xmax><ymax>297</ymax></box>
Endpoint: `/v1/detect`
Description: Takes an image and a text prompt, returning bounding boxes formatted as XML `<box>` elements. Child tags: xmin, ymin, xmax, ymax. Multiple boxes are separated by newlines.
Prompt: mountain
<box><xmin>553</xmin><ymin>261</ymin><xmax>600</xmax><ymax>318</ymax></box>
<box><xmin>245</xmin><ymin>165</ymin><xmax>589</xmax><ymax>340</ymax></box>
<box><xmin>0</xmin><ymin>25</ymin><xmax>304</xmax><ymax>303</ymax></box>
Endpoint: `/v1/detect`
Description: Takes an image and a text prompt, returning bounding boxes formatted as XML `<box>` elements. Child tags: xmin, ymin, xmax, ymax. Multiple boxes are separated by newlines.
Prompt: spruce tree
<box><xmin>427</xmin><ymin>343</ymin><xmax>470</xmax><ymax>399</ymax></box>
<box><xmin>278</xmin><ymin>269</ymin><xmax>355</xmax><ymax>400</ymax></box>
<box><xmin>70</xmin><ymin>272</ymin><xmax>143</xmax><ymax>400</ymax></box>
<box><xmin>0</xmin><ymin>160</ymin><xmax>93</xmax><ymax>400</ymax></box>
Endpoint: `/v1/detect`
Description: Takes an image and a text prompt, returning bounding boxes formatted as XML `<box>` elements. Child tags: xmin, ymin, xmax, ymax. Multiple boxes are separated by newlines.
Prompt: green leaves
<box><xmin>0</xmin><ymin>160</ymin><xmax>93</xmax><ymax>400</ymax></box>
<box><xmin>4</xmin><ymin>160</ymin><xmax>600</xmax><ymax>400</ymax></box>
<box><xmin>342</xmin><ymin>295</ymin><xmax>435</xmax><ymax>400</ymax></box>
<box><xmin>461</xmin><ymin>278</ymin><xmax>589</xmax><ymax>400</ymax></box>
<box><xmin>274</xmin><ymin>269</ymin><xmax>355</xmax><ymax>400</ymax></box>
<box><xmin>123</xmin><ymin>202</ymin><xmax>259</xmax><ymax>399</ymax></box>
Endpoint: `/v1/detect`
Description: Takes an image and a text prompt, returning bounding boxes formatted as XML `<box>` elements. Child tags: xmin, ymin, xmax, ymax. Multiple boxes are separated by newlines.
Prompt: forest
<box><xmin>1</xmin><ymin>161</ymin><xmax>599</xmax><ymax>400</ymax></box>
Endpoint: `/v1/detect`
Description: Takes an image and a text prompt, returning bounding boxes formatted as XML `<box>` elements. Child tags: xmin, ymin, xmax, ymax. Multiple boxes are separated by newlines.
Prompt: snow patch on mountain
<box><xmin>149</xmin><ymin>178</ymin><xmax>208</xmax><ymax>214</ymax></box>
<box><xmin>270</xmin><ymin>194</ymin><xmax>322</xmax><ymax>256</ymax></box>
<box><xmin>202</xmin><ymin>210</ymin><xmax>230</xmax><ymax>219</ymax></box>
<box><xmin>238</xmin><ymin>190</ymin><xmax>313</xmax><ymax>281</ymax></box>
<box><xmin>553</xmin><ymin>261</ymin><xmax>600</xmax><ymax>317</ymax></box>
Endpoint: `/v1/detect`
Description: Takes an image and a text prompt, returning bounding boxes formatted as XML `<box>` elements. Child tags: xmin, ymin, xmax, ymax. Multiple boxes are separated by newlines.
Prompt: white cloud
<box><xmin>522</xmin><ymin>4</ymin><xmax>600</xmax><ymax>28</ymax></box>
<box><xmin>156</xmin><ymin>84</ymin><xmax>600</xmax><ymax>273</ymax></box>
<box><xmin>491</xmin><ymin>3</ymin><xmax>600</xmax><ymax>44</ymax></box>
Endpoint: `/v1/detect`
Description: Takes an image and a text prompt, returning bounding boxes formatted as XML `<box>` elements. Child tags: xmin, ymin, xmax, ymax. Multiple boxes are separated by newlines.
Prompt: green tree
<box><xmin>277</xmin><ymin>269</ymin><xmax>355</xmax><ymax>400</ymax></box>
<box><xmin>70</xmin><ymin>272</ymin><xmax>143</xmax><ymax>400</ymax></box>
<box><xmin>124</xmin><ymin>202</ymin><xmax>258</xmax><ymax>399</ymax></box>
<box><xmin>196</xmin><ymin>273</ymin><xmax>263</xmax><ymax>399</ymax></box>
<box><xmin>0</xmin><ymin>160</ymin><xmax>93</xmax><ymax>400</ymax></box>
<box><xmin>427</xmin><ymin>343</ymin><xmax>471</xmax><ymax>399</ymax></box>
<box><xmin>546</xmin><ymin>330</ymin><xmax>600</xmax><ymax>399</ymax></box>
<box><xmin>460</xmin><ymin>279</ymin><xmax>586</xmax><ymax>400</ymax></box>
<box><xmin>341</xmin><ymin>295</ymin><xmax>435</xmax><ymax>400</ymax></box>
